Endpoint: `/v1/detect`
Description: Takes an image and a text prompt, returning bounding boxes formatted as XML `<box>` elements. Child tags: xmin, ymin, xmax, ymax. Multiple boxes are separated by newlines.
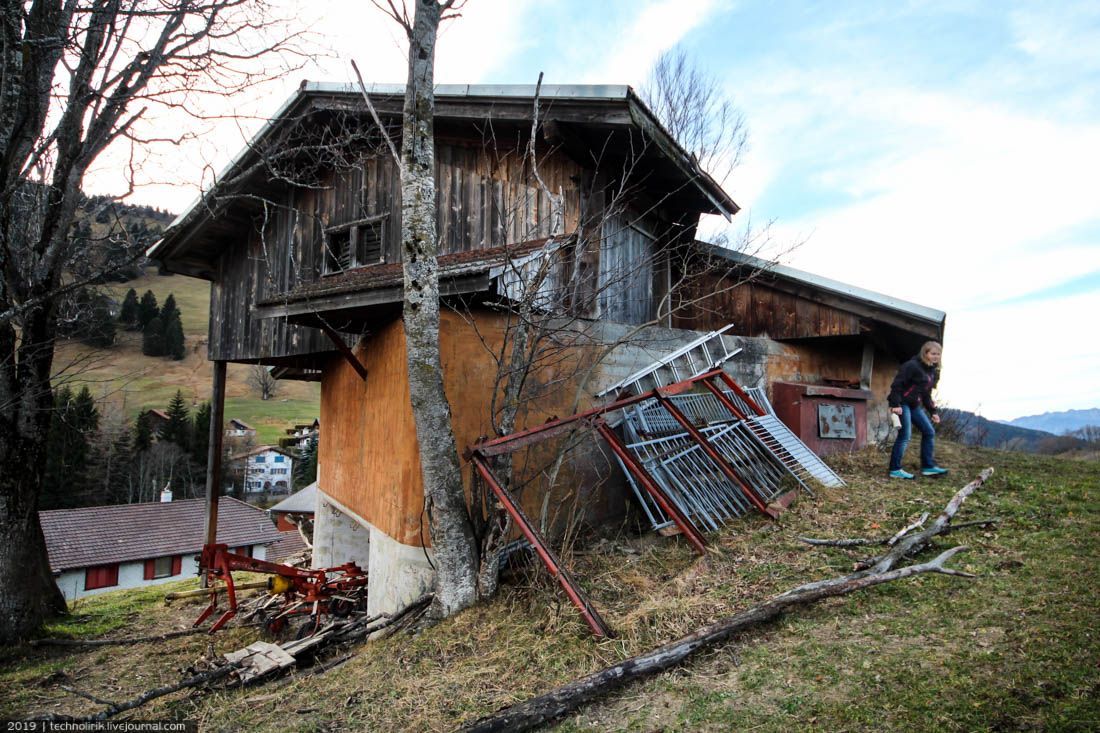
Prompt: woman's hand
<box><xmin>931</xmin><ymin>414</ymin><xmax>941</xmax><ymax>424</ymax></box>
<box><xmin>890</xmin><ymin>407</ymin><xmax>902</xmax><ymax>416</ymax></box>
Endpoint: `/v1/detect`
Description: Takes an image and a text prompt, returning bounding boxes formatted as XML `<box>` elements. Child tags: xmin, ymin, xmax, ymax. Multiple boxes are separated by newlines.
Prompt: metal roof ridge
<box><xmin>698</xmin><ymin>242</ymin><xmax>946</xmax><ymax>324</ymax></box>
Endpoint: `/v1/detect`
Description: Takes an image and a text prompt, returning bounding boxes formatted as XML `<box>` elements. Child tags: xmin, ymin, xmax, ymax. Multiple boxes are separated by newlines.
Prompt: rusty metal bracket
<box><xmin>320</xmin><ymin>323</ymin><xmax>369</xmax><ymax>382</ymax></box>
<box><xmin>470</xmin><ymin>455</ymin><xmax>614</xmax><ymax>638</ymax></box>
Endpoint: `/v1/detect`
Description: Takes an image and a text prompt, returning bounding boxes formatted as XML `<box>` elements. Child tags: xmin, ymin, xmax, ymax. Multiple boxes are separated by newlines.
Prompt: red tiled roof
<box><xmin>267</xmin><ymin>530</ymin><xmax>309</xmax><ymax>564</ymax></box>
<box><xmin>39</xmin><ymin>498</ymin><xmax>283</xmax><ymax>572</ymax></box>
<box><xmin>256</xmin><ymin>237</ymin><xmax>560</xmax><ymax>307</ymax></box>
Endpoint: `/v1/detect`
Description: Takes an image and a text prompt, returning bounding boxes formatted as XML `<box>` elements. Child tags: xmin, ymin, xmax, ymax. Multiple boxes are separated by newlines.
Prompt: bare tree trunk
<box><xmin>398</xmin><ymin>0</ymin><xmax>479</xmax><ymax>617</ymax></box>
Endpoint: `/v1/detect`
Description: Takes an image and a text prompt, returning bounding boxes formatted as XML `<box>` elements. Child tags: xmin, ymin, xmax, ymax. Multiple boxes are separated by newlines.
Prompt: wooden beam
<box><xmin>860</xmin><ymin>340</ymin><xmax>875</xmax><ymax>390</ymax></box>
<box><xmin>319</xmin><ymin>324</ymin><xmax>368</xmax><ymax>381</ymax></box>
<box><xmin>202</xmin><ymin>360</ymin><xmax>227</xmax><ymax>587</ymax></box>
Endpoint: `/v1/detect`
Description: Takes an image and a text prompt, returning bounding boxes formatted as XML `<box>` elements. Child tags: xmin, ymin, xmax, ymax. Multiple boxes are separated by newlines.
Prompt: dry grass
<box><xmin>2</xmin><ymin>442</ymin><xmax>1097</xmax><ymax>731</ymax></box>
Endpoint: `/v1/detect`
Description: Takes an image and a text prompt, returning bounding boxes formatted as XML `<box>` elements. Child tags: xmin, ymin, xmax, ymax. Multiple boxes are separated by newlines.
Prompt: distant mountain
<box><xmin>939</xmin><ymin>409</ymin><xmax>1064</xmax><ymax>453</ymax></box>
<box><xmin>1004</xmin><ymin>408</ymin><xmax>1100</xmax><ymax>435</ymax></box>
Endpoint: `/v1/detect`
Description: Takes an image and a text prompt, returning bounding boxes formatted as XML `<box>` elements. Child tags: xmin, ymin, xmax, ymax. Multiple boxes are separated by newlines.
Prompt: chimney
<box><xmin>160</xmin><ymin>486</ymin><xmax>173</xmax><ymax>503</ymax></box>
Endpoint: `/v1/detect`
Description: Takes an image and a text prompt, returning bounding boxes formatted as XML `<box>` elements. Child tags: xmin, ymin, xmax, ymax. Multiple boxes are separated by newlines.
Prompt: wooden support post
<box><xmin>202</xmin><ymin>360</ymin><xmax>227</xmax><ymax>588</ymax></box>
<box><xmin>320</xmin><ymin>324</ymin><xmax>369</xmax><ymax>382</ymax></box>
<box><xmin>860</xmin><ymin>340</ymin><xmax>875</xmax><ymax>390</ymax></box>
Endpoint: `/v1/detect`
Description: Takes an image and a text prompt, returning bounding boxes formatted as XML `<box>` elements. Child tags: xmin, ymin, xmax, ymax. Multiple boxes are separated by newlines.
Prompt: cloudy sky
<box><xmin>101</xmin><ymin>0</ymin><xmax>1100</xmax><ymax>422</ymax></box>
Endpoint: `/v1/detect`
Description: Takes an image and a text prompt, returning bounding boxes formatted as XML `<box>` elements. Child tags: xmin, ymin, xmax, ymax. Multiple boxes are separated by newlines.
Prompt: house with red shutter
<box><xmin>39</xmin><ymin>497</ymin><xmax>282</xmax><ymax>601</ymax></box>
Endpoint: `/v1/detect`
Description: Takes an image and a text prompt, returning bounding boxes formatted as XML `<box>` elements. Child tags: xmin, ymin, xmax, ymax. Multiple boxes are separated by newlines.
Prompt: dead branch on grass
<box><xmin>459</xmin><ymin>468</ymin><xmax>994</xmax><ymax>733</ymax></box>
<box><xmin>30</xmin><ymin>628</ymin><xmax>206</xmax><ymax>647</ymax></box>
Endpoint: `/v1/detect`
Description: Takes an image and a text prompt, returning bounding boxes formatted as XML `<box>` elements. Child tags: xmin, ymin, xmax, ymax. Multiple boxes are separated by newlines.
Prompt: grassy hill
<box><xmin>3</xmin><ymin>442</ymin><xmax>1097</xmax><ymax>730</ymax></box>
<box><xmin>53</xmin><ymin>270</ymin><xmax>320</xmax><ymax>444</ymax></box>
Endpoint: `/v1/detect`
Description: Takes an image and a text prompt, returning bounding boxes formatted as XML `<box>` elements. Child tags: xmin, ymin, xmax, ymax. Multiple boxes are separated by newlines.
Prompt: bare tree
<box><xmin>0</xmin><ymin>0</ymin><xmax>299</xmax><ymax>643</ymax></box>
<box><xmin>639</xmin><ymin>46</ymin><xmax>748</xmax><ymax>186</ymax></box>
<box><xmin>248</xmin><ymin>364</ymin><xmax>280</xmax><ymax>401</ymax></box>
<box><xmin>372</xmin><ymin>0</ymin><xmax>479</xmax><ymax>619</ymax></box>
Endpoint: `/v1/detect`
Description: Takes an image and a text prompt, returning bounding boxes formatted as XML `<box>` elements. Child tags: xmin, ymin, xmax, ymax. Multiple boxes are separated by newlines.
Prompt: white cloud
<box><xmin>580</xmin><ymin>0</ymin><xmax>725</xmax><ymax>84</ymax></box>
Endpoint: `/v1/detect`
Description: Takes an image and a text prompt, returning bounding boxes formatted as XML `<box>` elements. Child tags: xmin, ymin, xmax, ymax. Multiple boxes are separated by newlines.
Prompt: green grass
<box><xmin>2</xmin><ymin>443</ymin><xmax>1097</xmax><ymax>730</ymax></box>
<box><xmin>52</xmin><ymin>269</ymin><xmax>320</xmax><ymax>439</ymax></box>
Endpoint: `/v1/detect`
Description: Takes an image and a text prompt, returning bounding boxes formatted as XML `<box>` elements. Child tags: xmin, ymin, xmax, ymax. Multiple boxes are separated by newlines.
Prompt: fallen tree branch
<box><xmin>459</xmin><ymin>546</ymin><xmax>973</xmax><ymax>733</ymax></box>
<box><xmin>40</xmin><ymin>662</ymin><xmax>242</xmax><ymax>724</ymax></box>
<box><xmin>31</xmin><ymin>628</ymin><xmax>206</xmax><ymax>647</ymax></box>
<box><xmin>888</xmin><ymin>511</ymin><xmax>930</xmax><ymax>545</ymax></box>
<box><xmin>459</xmin><ymin>469</ymin><xmax>994</xmax><ymax>733</ymax></box>
<box><xmin>165</xmin><ymin>580</ymin><xmax>270</xmax><ymax>602</ymax></box>
<box><xmin>59</xmin><ymin>685</ymin><xmax>118</xmax><ymax>707</ymax></box>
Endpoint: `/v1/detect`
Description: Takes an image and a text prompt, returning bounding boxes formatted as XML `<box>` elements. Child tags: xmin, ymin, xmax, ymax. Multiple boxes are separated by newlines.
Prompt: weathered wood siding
<box><xmin>598</xmin><ymin>212</ymin><xmax>657</xmax><ymax>324</ymax></box>
<box><xmin>672</xmin><ymin>276</ymin><xmax>863</xmax><ymax>339</ymax></box>
<box><xmin>210</xmin><ymin>140</ymin><xmax>586</xmax><ymax>362</ymax></box>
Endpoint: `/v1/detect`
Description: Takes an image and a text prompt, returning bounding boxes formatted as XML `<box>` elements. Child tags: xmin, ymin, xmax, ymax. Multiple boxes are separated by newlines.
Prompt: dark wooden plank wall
<box><xmin>671</xmin><ymin>275</ymin><xmax>863</xmax><ymax>339</ymax></box>
<box><xmin>209</xmin><ymin>141</ymin><xmax>587</xmax><ymax>362</ymax></box>
<box><xmin>598</xmin><ymin>211</ymin><xmax>657</xmax><ymax>324</ymax></box>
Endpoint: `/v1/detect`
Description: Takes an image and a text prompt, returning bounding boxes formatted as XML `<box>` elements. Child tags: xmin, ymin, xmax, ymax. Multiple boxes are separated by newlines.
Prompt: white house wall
<box><xmin>54</xmin><ymin>545</ymin><xmax>268</xmax><ymax>603</ymax></box>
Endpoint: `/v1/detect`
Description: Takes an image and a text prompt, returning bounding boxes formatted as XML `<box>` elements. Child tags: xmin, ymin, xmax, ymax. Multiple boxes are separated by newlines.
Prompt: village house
<box><xmin>39</xmin><ymin>497</ymin><xmax>282</xmax><ymax>601</ymax></box>
<box><xmin>280</xmin><ymin>419</ymin><xmax>319</xmax><ymax>451</ymax></box>
<box><xmin>150</xmin><ymin>83</ymin><xmax>943</xmax><ymax>616</ymax></box>
<box><xmin>228</xmin><ymin>445</ymin><xmax>296</xmax><ymax>495</ymax></box>
<box><xmin>225</xmin><ymin>418</ymin><xmax>257</xmax><ymax>439</ymax></box>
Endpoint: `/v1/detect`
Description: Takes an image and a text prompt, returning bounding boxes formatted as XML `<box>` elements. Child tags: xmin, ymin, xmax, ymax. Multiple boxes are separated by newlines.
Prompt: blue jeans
<box><xmin>889</xmin><ymin>404</ymin><xmax>936</xmax><ymax>471</ymax></box>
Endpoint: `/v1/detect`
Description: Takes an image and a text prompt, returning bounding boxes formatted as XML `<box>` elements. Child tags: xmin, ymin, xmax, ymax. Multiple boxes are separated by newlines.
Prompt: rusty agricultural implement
<box><xmin>193</xmin><ymin>543</ymin><xmax>368</xmax><ymax>635</ymax></box>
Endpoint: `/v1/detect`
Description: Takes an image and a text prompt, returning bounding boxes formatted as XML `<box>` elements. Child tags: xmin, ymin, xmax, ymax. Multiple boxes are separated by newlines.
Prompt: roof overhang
<box><xmin>697</xmin><ymin>242</ymin><xmax>947</xmax><ymax>345</ymax></box>
<box><xmin>150</xmin><ymin>83</ymin><xmax>739</xmax><ymax>278</ymax></box>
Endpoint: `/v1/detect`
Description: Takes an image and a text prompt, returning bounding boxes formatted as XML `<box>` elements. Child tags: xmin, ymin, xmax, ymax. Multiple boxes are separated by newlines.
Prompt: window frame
<box><xmin>84</xmin><ymin>563</ymin><xmax>119</xmax><ymax>590</ymax></box>
<box><xmin>322</xmin><ymin>215</ymin><xmax>387</xmax><ymax>275</ymax></box>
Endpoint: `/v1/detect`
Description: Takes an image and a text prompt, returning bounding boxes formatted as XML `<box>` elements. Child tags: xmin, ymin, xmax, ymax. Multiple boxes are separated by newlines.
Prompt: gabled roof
<box><xmin>227</xmin><ymin>418</ymin><xmax>255</xmax><ymax>431</ymax></box>
<box><xmin>149</xmin><ymin>83</ymin><xmax>738</xmax><ymax>278</ymax></box>
<box><xmin>269</xmin><ymin>481</ymin><xmax>317</xmax><ymax>515</ymax></box>
<box><xmin>696</xmin><ymin>242</ymin><xmax>946</xmax><ymax>341</ymax></box>
<box><xmin>39</xmin><ymin>498</ymin><xmax>282</xmax><ymax>572</ymax></box>
<box><xmin>229</xmin><ymin>444</ymin><xmax>296</xmax><ymax>462</ymax></box>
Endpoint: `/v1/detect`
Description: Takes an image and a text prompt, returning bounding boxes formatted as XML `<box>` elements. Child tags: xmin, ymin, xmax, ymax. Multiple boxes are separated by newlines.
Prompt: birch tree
<box><xmin>373</xmin><ymin>0</ymin><xmax>479</xmax><ymax>618</ymax></box>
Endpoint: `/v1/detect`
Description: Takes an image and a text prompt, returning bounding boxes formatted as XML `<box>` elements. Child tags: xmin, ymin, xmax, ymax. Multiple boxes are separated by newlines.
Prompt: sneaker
<box><xmin>889</xmin><ymin>469</ymin><xmax>915</xmax><ymax>480</ymax></box>
<box><xmin>921</xmin><ymin>467</ymin><xmax>949</xmax><ymax>477</ymax></box>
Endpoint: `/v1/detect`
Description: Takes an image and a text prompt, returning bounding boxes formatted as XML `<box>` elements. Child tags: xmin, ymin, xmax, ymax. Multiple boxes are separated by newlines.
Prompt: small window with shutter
<box><xmin>323</xmin><ymin>216</ymin><xmax>386</xmax><ymax>275</ymax></box>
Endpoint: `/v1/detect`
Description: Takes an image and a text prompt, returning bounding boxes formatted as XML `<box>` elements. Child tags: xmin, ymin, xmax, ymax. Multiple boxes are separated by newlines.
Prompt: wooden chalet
<box><xmin>151</xmin><ymin>83</ymin><xmax>943</xmax><ymax>616</ymax></box>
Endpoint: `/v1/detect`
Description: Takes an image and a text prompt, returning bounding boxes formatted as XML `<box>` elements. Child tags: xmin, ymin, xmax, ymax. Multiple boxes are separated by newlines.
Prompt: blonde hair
<box><xmin>920</xmin><ymin>341</ymin><xmax>942</xmax><ymax>365</ymax></box>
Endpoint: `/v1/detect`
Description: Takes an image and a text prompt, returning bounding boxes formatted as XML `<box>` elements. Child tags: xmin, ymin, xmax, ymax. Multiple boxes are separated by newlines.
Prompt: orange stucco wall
<box><xmin>319</xmin><ymin>310</ymin><xmax>588</xmax><ymax>547</ymax></box>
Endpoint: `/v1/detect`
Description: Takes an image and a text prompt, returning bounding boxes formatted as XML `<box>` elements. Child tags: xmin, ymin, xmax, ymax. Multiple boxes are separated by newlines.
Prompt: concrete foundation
<box><xmin>312</xmin><ymin>490</ymin><xmax>371</xmax><ymax>571</ymax></box>
<box><xmin>312</xmin><ymin>487</ymin><xmax>434</xmax><ymax>616</ymax></box>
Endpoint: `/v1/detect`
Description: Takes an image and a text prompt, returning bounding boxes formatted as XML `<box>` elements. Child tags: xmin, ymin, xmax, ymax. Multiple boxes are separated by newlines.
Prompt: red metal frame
<box><xmin>193</xmin><ymin>544</ymin><xmax>368</xmax><ymax>633</ymax></box>
<box><xmin>470</xmin><ymin>456</ymin><xmax>613</xmax><ymax>638</ymax></box>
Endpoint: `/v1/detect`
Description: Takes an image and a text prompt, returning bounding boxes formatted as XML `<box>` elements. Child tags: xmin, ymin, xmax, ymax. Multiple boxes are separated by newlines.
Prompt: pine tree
<box><xmin>83</xmin><ymin>294</ymin><xmax>116</xmax><ymax>348</ymax></box>
<box><xmin>133</xmin><ymin>414</ymin><xmax>153</xmax><ymax>453</ymax></box>
<box><xmin>295</xmin><ymin>433</ymin><xmax>319</xmax><ymax>486</ymax></box>
<box><xmin>164</xmin><ymin>309</ymin><xmax>185</xmax><ymax>360</ymax></box>
<box><xmin>137</xmin><ymin>290</ymin><xmax>159</xmax><ymax>328</ymax></box>
<box><xmin>191</xmin><ymin>401</ymin><xmax>211</xmax><ymax>465</ymax></box>
<box><xmin>160</xmin><ymin>390</ymin><xmax>191</xmax><ymax>451</ymax></box>
<box><xmin>161</xmin><ymin>293</ymin><xmax>179</xmax><ymax>323</ymax></box>
<box><xmin>42</xmin><ymin>386</ymin><xmax>100</xmax><ymax>509</ymax></box>
<box><xmin>142</xmin><ymin>316</ymin><xmax>165</xmax><ymax>356</ymax></box>
<box><xmin>119</xmin><ymin>288</ymin><xmax>139</xmax><ymax>329</ymax></box>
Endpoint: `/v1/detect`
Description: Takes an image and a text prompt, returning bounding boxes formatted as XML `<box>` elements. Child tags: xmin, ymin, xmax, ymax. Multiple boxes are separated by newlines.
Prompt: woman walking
<box><xmin>887</xmin><ymin>341</ymin><xmax>948</xmax><ymax>479</ymax></box>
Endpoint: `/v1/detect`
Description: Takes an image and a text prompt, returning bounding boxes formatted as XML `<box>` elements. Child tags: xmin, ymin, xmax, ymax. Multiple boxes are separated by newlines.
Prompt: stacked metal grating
<box><xmin>611</xmin><ymin>374</ymin><xmax>844</xmax><ymax>533</ymax></box>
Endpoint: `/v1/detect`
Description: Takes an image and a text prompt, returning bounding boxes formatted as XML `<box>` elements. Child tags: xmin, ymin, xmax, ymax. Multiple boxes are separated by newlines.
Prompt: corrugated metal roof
<box><xmin>269</xmin><ymin>482</ymin><xmax>317</xmax><ymax>515</ymax></box>
<box><xmin>697</xmin><ymin>242</ymin><xmax>946</xmax><ymax>327</ymax></box>
<box><xmin>39</xmin><ymin>498</ymin><xmax>283</xmax><ymax>572</ymax></box>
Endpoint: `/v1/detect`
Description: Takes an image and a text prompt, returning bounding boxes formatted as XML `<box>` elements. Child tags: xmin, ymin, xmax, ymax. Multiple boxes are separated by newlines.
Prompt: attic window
<box><xmin>323</xmin><ymin>215</ymin><xmax>387</xmax><ymax>274</ymax></box>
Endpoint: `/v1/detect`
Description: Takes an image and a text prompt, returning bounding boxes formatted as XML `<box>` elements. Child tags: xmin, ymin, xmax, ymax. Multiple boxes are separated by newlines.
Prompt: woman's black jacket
<box><xmin>887</xmin><ymin>356</ymin><xmax>939</xmax><ymax>414</ymax></box>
